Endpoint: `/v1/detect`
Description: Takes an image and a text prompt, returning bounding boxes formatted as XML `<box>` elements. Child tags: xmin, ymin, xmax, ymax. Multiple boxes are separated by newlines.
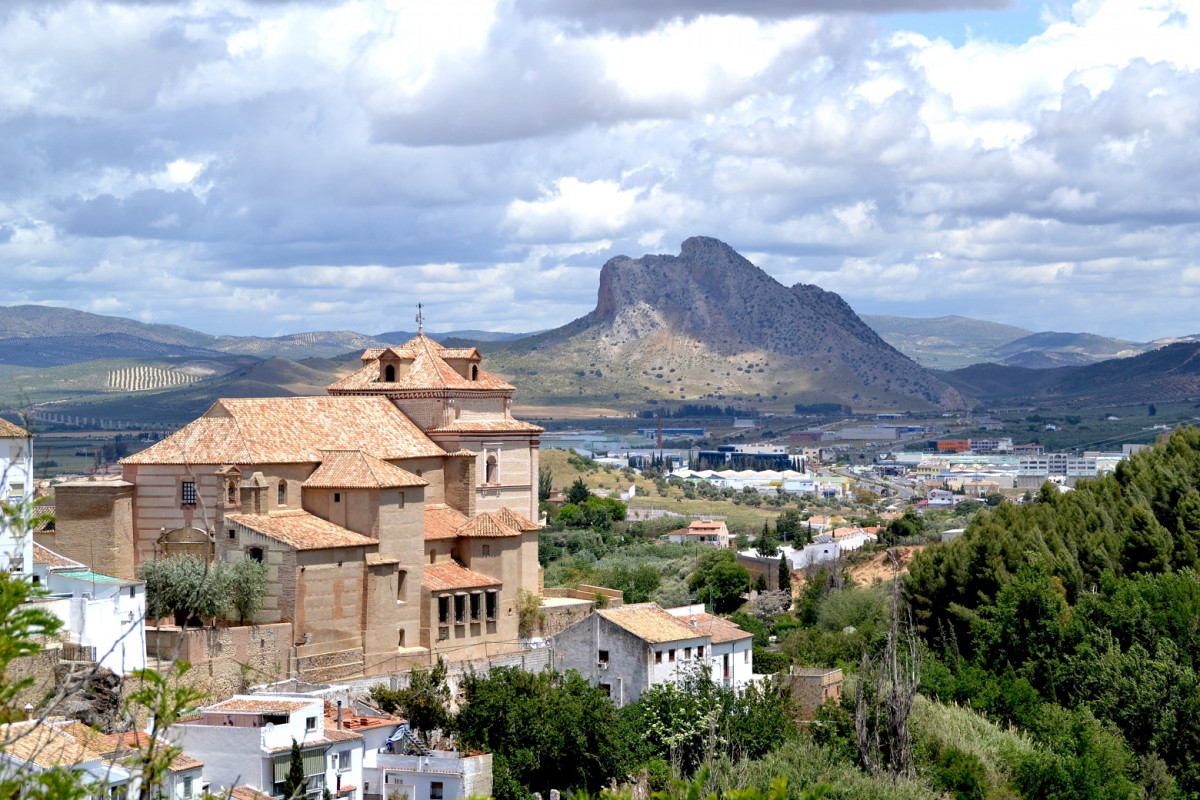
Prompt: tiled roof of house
<box><xmin>422</xmin><ymin>562</ymin><xmax>502</xmax><ymax>592</ymax></box>
<box><xmin>425</xmin><ymin>419</ymin><xmax>545</xmax><ymax>434</ymax></box>
<box><xmin>0</xmin><ymin>720</ymin><xmax>112</xmax><ymax>769</ymax></box>
<box><xmin>597</xmin><ymin>603</ymin><xmax>707</xmax><ymax>644</ymax></box>
<box><xmin>227</xmin><ymin>511</ymin><xmax>377</xmax><ymax>551</ymax></box>
<box><xmin>455</xmin><ymin>512</ymin><xmax>522</xmax><ymax>539</ymax></box>
<box><xmin>105</xmin><ymin>731</ymin><xmax>204</xmax><ymax>771</ymax></box>
<box><xmin>304</xmin><ymin>450</ymin><xmax>428</xmax><ymax>490</ymax></box>
<box><xmin>324</xmin><ymin>701</ymin><xmax>401</xmax><ymax>732</ymax></box>
<box><xmin>32</xmin><ymin>542</ymin><xmax>85</xmax><ymax>571</ymax></box>
<box><xmin>230</xmin><ymin>786</ymin><xmax>275</xmax><ymax>800</ymax></box>
<box><xmin>328</xmin><ymin>334</ymin><xmax>513</xmax><ymax>394</ymax></box>
<box><xmin>122</xmin><ymin>396</ymin><xmax>444</xmax><ymax>465</ymax></box>
<box><xmin>665</xmin><ymin>610</ymin><xmax>753</xmax><ymax>644</ymax></box>
<box><xmin>205</xmin><ymin>697</ymin><xmax>314</xmax><ymax>714</ymax></box>
<box><xmin>688</xmin><ymin>520</ymin><xmax>727</xmax><ymax>531</ymax></box>
<box><xmin>0</xmin><ymin>417</ymin><xmax>29</xmax><ymax>437</ymax></box>
<box><xmin>492</xmin><ymin>506</ymin><xmax>539</xmax><ymax>532</ymax></box>
<box><xmin>425</xmin><ymin>504</ymin><xmax>470</xmax><ymax>540</ymax></box>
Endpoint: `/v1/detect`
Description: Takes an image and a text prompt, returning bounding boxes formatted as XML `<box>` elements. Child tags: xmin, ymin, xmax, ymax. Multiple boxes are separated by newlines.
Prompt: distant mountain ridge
<box><xmin>491</xmin><ymin>236</ymin><xmax>964</xmax><ymax>411</ymax></box>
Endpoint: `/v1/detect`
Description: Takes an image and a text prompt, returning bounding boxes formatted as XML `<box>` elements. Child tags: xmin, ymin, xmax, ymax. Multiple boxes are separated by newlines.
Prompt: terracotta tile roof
<box><xmin>230</xmin><ymin>786</ymin><xmax>275</xmax><ymax>800</ymax></box>
<box><xmin>597</xmin><ymin>603</ymin><xmax>706</xmax><ymax>644</ymax></box>
<box><xmin>329</xmin><ymin>334</ymin><xmax>513</xmax><ymax>394</ymax></box>
<box><xmin>206</xmin><ymin>697</ymin><xmax>314</xmax><ymax>714</ymax></box>
<box><xmin>0</xmin><ymin>417</ymin><xmax>29</xmax><ymax>437</ymax></box>
<box><xmin>32</xmin><ymin>542</ymin><xmax>85</xmax><ymax>571</ymax></box>
<box><xmin>106</xmin><ymin>731</ymin><xmax>203</xmax><ymax>771</ymax></box>
<box><xmin>688</xmin><ymin>520</ymin><xmax>727</xmax><ymax>531</ymax></box>
<box><xmin>0</xmin><ymin>720</ymin><xmax>112</xmax><ymax>769</ymax></box>
<box><xmin>445</xmin><ymin>449</ymin><xmax>479</xmax><ymax>458</ymax></box>
<box><xmin>422</xmin><ymin>562</ymin><xmax>501</xmax><ymax>592</ymax></box>
<box><xmin>425</xmin><ymin>504</ymin><xmax>470</xmax><ymax>540</ymax></box>
<box><xmin>322</xmin><ymin>728</ymin><xmax>364</xmax><ymax>743</ymax></box>
<box><xmin>323</xmin><ymin>702</ymin><xmax>401</xmax><ymax>732</ymax></box>
<box><xmin>123</xmin><ymin>396</ymin><xmax>443</xmax><ymax>465</ymax></box>
<box><xmin>425</xmin><ymin>419</ymin><xmax>544</xmax><ymax>434</ymax></box>
<box><xmin>665</xmin><ymin>610</ymin><xmax>753</xmax><ymax>644</ymax></box>
<box><xmin>456</xmin><ymin>512</ymin><xmax>522</xmax><ymax>539</ymax></box>
<box><xmin>304</xmin><ymin>450</ymin><xmax>428</xmax><ymax>489</ymax></box>
<box><xmin>493</xmin><ymin>506</ymin><xmax>539</xmax><ymax>532</ymax></box>
<box><xmin>227</xmin><ymin>511</ymin><xmax>376</xmax><ymax>551</ymax></box>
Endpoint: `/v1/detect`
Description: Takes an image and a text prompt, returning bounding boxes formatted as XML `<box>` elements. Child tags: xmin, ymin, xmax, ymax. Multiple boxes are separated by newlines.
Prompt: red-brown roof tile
<box><xmin>422</xmin><ymin>562</ymin><xmax>501</xmax><ymax>591</ymax></box>
<box><xmin>304</xmin><ymin>450</ymin><xmax>428</xmax><ymax>490</ymax></box>
<box><xmin>425</xmin><ymin>504</ymin><xmax>470</xmax><ymax>540</ymax></box>
<box><xmin>32</xmin><ymin>542</ymin><xmax>85</xmax><ymax>571</ymax></box>
<box><xmin>123</xmin><ymin>396</ymin><xmax>443</xmax><ymax>465</ymax></box>
<box><xmin>227</xmin><ymin>511</ymin><xmax>376</xmax><ymax>551</ymax></box>
<box><xmin>329</xmin><ymin>334</ymin><xmax>513</xmax><ymax>394</ymax></box>
<box><xmin>425</xmin><ymin>419</ymin><xmax>544</xmax><ymax>434</ymax></box>
<box><xmin>456</xmin><ymin>512</ymin><xmax>521</xmax><ymax>538</ymax></box>
<box><xmin>0</xmin><ymin>417</ymin><xmax>29</xmax><ymax>437</ymax></box>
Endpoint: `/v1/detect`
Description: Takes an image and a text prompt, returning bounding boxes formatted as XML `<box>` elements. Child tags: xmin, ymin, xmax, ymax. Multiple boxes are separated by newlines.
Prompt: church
<box><xmin>49</xmin><ymin>330</ymin><xmax>543</xmax><ymax>678</ymax></box>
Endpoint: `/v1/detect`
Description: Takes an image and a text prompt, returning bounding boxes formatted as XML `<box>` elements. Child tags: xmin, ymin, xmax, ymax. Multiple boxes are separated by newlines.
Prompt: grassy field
<box><xmin>961</xmin><ymin>401</ymin><xmax>1200</xmax><ymax>452</ymax></box>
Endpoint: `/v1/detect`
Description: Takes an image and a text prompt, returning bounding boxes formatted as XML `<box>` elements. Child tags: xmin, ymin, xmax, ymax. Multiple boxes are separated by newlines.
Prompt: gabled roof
<box><xmin>456</xmin><ymin>512</ymin><xmax>522</xmax><ymax>539</ymax></box>
<box><xmin>104</xmin><ymin>731</ymin><xmax>203</xmax><ymax>772</ymax></box>
<box><xmin>0</xmin><ymin>720</ymin><xmax>113</xmax><ymax>769</ymax></box>
<box><xmin>304</xmin><ymin>450</ymin><xmax>428</xmax><ymax>490</ymax></box>
<box><xmin>0</xmin><ymin>417</ymin><xmax>29</xmax><ymax>438</ymax></box>
<box><xmin>492</xmin><ymin>506</ymin><xmax>539</xmax><ymax>532</ymax></box>
<box><xmin>597</xmin><ymin>603</ymin><xmax>707</xmax><ymax>644</ymax></box>
<box><xmin>425</xmin><ymin>419</ymin><xmax>544</xmax><ymax>434</ymax></box>
<box><xmin>205</xmin><ymin>697</ymin><xmax>314</xmax><ymax>714</ymax></box>
<box><xmin>32</xmin><ymin>542</ymin><xmax>85</xmax><ymax>571</ymax></box>
<box><xmin>664</xmin><ymin>609</ymin><xmax>753</xmax><ymax>644</ymax></box>
<box><xmin>425</xmin><ymin>504</ymin><xmax>470</xmax><ymax>540</ymax></box>
<box><xmin>329</xmin><ymin>334</ymin><xmax>513</xmax><ymax>394</ymax></box>
<box><xmin>227</xmin><ymin>510</ymin><xmax>377</xmax><ymax>551</ymax></box>
<box><xmin>422</xmin><ymin>562</ymin><xmax>501</xmax><ymax>592</ymax></box>
<box><xmin>122</xmin><ymin>396</ymin><xmax>444</xmax><ymax>466</ymax></box>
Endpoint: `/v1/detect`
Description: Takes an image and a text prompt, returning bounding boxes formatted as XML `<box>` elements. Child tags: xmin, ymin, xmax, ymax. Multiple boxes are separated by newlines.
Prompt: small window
<box><xmin>470</xmin><ymin>364</ymin><xmax>479</xmax><ymax>381</ymax></box>
<box><xmin>180</xmin><ymin>480</ymin><xmax>197</xmax><ymax>505</ymax></box>
<box><xmin>277</xmin><ymin>480</ymin><xmax>287</xmax><ymax>506</ymax></box>
<box><xmin>397</xmin><ymin>492</ymin><xmax>405</xmax><ymax>510</ymax></box>
<box><xmin>599</xmin><ymin>683</ymin><xmax>611</xmax><ymax>697</ymax></box>
<box><xmin>655</xmin><ymin>650</ymin><xmax>662</xmax><ymax>664</ymax></box>
<box><xmin>129</xmin><ymin>586</ymin><xmax>136</xmax><ymax>599</ymax></box>
<box><xmin>744</xmin><ymin>650</ymin><xmax>749</xmax><ymax>663</ymax></box>
<box><xmin>397</xmin><ymin>570</ymin><xmax>407</xmax><ymax>600</ymax></box>
<box><xmin>698</xmin><ymin>646</ymin><xmax>705</xmax><ymax>658</ymax></box>
<box><xmin>482</xmin><ymin>544</ymin><xmax>490</xmax><ymax>556</ymax></box>
<box><xmin>227</xmin><ymin>483</ymin><xmax>236</xmax><ymax>503</ymax></box>
<box><xmin>248</xmin><ymin>547</ymin><xmax>264</xmax><ymax>563</ymax></box>
<box><xmin>182</xmin><ymin>777</ymin><xmax>193</xmax><ymax>799</ymax></box>
<box><xmin>228</xmin><ymin>529</ymin><xmax>235</xmax><ymax>540</ymax></box>
<box><xmin>431</xmin><ymin>782</ymin><xmax>444</xmax><ymax>800</ymax></box>
<box><xmin>485</xmin><ymin>590</ymin><xmax>499</xmax><ymax>621</ymax></box>
<box><xmin>385</xmin><ymin>364</ymin><xmax>396</xmax><ymax>382</ymax></box>
<box><xmin>429</xmin><ymin>549</ymin><xmax>436</xmax><ymax>565</ymax></box>
<box><xmin>598</xmin><ymin>649</ymin><xmax>609</xmax><ymax>663</ymax></box>
<box><xmin>486</xmin><ymin>454</ymin><xmax>498</xmax><ymax>484</ymax></box>
<box><xmin>454</xmin><ymin>594</ymin><xmax>467</xmax><ymax>625</ymax></box>
<box><xmin>305</xmin><ymin>716</ymin><xmax>317</xmax><ymax>731</ymax></box>
<box><xmin>684</xmin><ymin>647</ymin><xmax>691</xmax><ymax>659</ymax></box>
<box><xmin>669</xmin><ymin>649</ymin><xmax>676</xmax><ymax>662</ymax></box>
<box><xmin>470</xmin><ymin>592</ymin><xmax>481</xmax><ymax>622</ymax></box>
<box><xmin>334</xmin><ymin>492</ymin><xmax>341</xmax><ymax>503</ymax></box>
<box><xmin>398</xmin><ymin>629</ymin><xmax>406</xmax><ymax>648</ymax></box>
<box><xmin>438</xmin><ymin>596</ymin><xmax>451</xmax><ymax>626</ymax></box>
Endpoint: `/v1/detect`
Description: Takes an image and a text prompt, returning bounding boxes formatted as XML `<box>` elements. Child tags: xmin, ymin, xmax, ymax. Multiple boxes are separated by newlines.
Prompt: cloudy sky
<box><xmin>1</xmin><ymin>0</ymin><xmax>1197</xmax><ymax>342</ymax></box>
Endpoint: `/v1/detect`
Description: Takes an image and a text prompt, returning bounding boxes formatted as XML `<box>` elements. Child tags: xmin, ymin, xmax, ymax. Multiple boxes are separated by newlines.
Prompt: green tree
<box><xmin>778</xmin><ymin>556</ymin><xmax>792</xmax><ymax>599</ymax></box>
<box><xmin>138</xmin><ymin>555</ymin><xmax>231</xmax><ymax>626</ymax></box>
<box><xmin>517</xmin><ymin>588</ymin><xmax>546</xmax><ymax>638</ymax></box>
<box><xmin>567</xmin><ymin>477</ymin><xmax>592</xmax><ymax>505</ymax></box>
<box><xmin>226</xmin><ymin>556</ymin><xmax>269</xmax><ymax>625</ymax></box>
<box><xmin>688</xmin><ymin>550</ymin><xmax>751</xmax><ymax>614</ymax></box>
<box><xmin>281</xmin><ymin>739</ymin><xmax>307</xmax><ymax>799</ymax></box>
<box><xmin>754</xmin><ymin>521</ymin><xmax>780</xmax><ymax>558</ymax></box>
<box><xmin>538</xmin><ymin>467</ymin><xmax>554</xmax><ymax>502</ymax></box>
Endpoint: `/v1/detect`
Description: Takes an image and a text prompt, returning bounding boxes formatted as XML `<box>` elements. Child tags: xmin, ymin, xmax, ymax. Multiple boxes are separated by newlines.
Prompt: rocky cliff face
<box><xmin>499</xmin><ymin>237</ymin><xmax>964</xmax><ymax>411</ymax></box>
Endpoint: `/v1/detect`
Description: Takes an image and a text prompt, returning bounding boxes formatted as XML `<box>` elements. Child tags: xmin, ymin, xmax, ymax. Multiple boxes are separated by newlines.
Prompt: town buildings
<box><xmin>50</xmin><ymin>333</ymin><xmax>544</xmax><ymax>679</ymax></box>
<box><xmin>551</xmin><ymin>602</ymin><xmax>754</xmax><ymax>706</ymax></box>
<box><xmin>666</xmin><ymin>519</ymin><xmax>731</xmax><ymax>547</ymax></box>
<box><xmin>0</xmin><ymin>417</ymin><xmax>34</xmax><ymax>576</ymax></box>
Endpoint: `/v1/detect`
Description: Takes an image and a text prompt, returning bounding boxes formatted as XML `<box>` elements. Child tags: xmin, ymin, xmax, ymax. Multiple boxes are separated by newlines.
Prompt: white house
<box><xmin>165</xmin><ymin>695</ymin><xmax>365</xmax><ymax>799</ymax></box>
<box><xmin>0</xmin><ymin>718</ymin><xmax>132</xmax><ymax>797</ymax></box>
<box><xmin>664</xmin><ymin>605</ymin><xmax>754</xmax><ymax>689</ymax></box>
<box><xmin>0</xmin><ymin>417</ymin><xmax>34</xmax><ymax>577</ymax></box>
<box><xmin>31</xmin><ymin>542</ymin><xmax>147</xmax><ymax>675</ymax></box>
<box><xmin>666</xmin><ymin>519</ymin><xmax>731</xmax><ymax>547</ymax></box>
<box><xmin>551</xmin><ymin>602</ymin><xmax>754</xmax><ymax>706</ymax></box>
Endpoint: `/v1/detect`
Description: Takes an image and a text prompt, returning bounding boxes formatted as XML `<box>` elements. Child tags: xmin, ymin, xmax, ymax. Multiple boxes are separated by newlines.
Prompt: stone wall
<box><xmin>146</xmin><ymin>623</ymin><xmax>292</xmax><ymax>703</ymax></box>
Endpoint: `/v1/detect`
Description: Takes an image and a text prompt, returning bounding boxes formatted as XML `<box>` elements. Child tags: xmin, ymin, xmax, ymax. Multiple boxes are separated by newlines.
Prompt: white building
<box><xmin>165</xmin><ymin>695</ymin><xmax>365</xmax><ymax>799</ymax></box>
<box><xmin>30</xmin><ymin>543</ymin><xmax>147</xmax><ymax>675</ymax></box>
<box><xmin>0</xmin><ymin>417</ymin><xmax>34</xmax><ymax>577</ymax></box>
<box><xmin>666</xmin><ymin>519</ymin><xmax>731</xmax><ymax>547</ymax></box>
<box><xmin>551</xmin><ymin>602</ymin><xmax>754</xmax><ymax>706</ymax></box>
<box><xmin>0</xmin><ymin>718</ymin><xmax>132</xmax><ymax>797</ymax></box>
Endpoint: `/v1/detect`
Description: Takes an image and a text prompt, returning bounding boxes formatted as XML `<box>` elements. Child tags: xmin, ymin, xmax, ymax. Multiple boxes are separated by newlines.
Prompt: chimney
<box><xmin>336</xmin><ymin>700</ymin><xmax>343</xmax><ymax>730</ymax></box>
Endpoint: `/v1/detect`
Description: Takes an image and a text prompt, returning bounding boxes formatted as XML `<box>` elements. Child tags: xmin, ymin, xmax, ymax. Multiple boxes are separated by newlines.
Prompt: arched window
<box><xmin>385</xmin><ymin>364</ymin><xmax>396</xmax><ymax>382</ymax></box>
<box><xmin>227</xmin><ymin>482</ymin><xmax>236</xmax><ymax>503</ymax></box>
<box><xmin>277</xmin><ymin>480</ymin><xmax>287</xmax><ymax>506</ymax></box>
<box><xmin>486</xmin><ymin>454</ymin><xmax>498</xmax><ymax>484</ymax></box>
<box><xmin>470</xmin><ymin>364</ymin><xmax>479</xmax><ymax>381</ymax></box>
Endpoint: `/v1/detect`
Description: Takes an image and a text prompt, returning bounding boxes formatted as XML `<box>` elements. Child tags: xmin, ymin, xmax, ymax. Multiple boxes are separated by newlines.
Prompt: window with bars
<box><xmin>180</xmin><ymin>480</ymin><xmax>197</xmax><ymax>505</ymax></box>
